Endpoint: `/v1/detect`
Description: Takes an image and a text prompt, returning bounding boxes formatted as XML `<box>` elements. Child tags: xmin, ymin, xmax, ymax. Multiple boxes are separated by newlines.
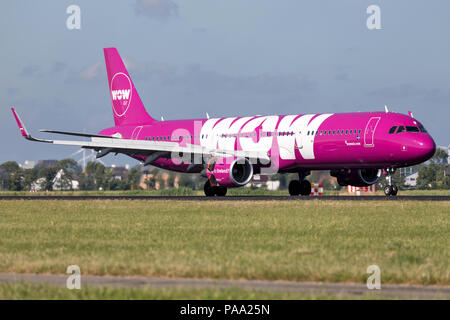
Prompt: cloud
<box><xmin>18</xmin><ymin>62</ymin><xmax>67</xmax><ymax>79</ymax></box>
<box><xmin>121</xmin><ymin>58</ymin><xmax>316</xmax><ymax>116</ymax></box>
<box><xmin>162</xmin><ymin>65</ymin><xmax>315</xmax><ymax>96</ymax></box>
<box><xmin>79</xmin><ymin>62</ymin><xmax>103</xmax><ymax>81</ymax></box>
<box><xmin>19</xmin><ymin>65</ymin><xmax>42</xmax><ymax>78</ymax></box>
<box><xmin>50</xmin><ymin>62</ymin><xmax>67</xmax><ymax>74</ymax></box>
<box><xmin>134</xmin><ymin>0</ymin><xmax>178</xmax><ymax>20</ymax></box>
<box><xmin>121</xmin><ymin>58</ymin><xmax>315</xmax><ymax>96</ymax></box>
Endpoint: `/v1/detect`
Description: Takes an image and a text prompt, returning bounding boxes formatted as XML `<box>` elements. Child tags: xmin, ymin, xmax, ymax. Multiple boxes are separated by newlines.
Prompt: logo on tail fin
<box><xmin>110</xmin><ymin>72</ymin><xmax>132</xmax><ymax>117</ymax></box>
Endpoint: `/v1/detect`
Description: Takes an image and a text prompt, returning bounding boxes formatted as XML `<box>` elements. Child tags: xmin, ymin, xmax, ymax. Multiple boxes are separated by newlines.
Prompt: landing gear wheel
<box><xmin>204</xmin><ymin>180</ymin><xmax>215</xmax><ymax>197</ymax></box>
<box><xmin>384</xmin><ymin>185</ymin><xmax>398</xmax><ymax>196</ymax></box>
<box><xmin>288</xmin><ymin>180</ymin><xmax>301</xmax><ymax>196</ymax></box>
<box><xmin>384</xmin><ymin>185</ymin><xmax>393</xmax><ymax>196</ymax></box>
<box><xmin>384</xmin><ymin>168</ymin><xmax>398</xmax><ymax>196</ymax></box>
<box><xmin>391</xmin><ymin>185</ymin><xmax>398</xmax><ymax>196</ymax></box>
<box><xmin>299</xmin><ymin>180</ymin><xmax>312</xmax><ymax>196</ymax></box>
<box><xmin>215</xmin><ymin>186</ymin><xmax>227</xmax><ymax>197</ymax></box>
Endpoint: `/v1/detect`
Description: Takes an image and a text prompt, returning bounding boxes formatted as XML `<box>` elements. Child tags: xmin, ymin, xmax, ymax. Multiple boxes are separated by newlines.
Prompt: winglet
<box><xmin>11</xmin><ymin>107</ymin><xmax>52</xmax><ymax>143</ymax></box>
<box><xmin>11</xmin><ymin>107</ymin><xmax>30</xmax><ymax>138</ymax></box>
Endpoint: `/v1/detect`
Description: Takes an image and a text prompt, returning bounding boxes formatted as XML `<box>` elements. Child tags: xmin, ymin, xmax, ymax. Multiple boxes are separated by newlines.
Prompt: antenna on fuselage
<box><xmin>384</xmin><ymin>105</ymin><xmax>389</xmax><ymax>113</ymax></box>
<box><xmin>206</xmin><ymin>112</ymin><xmax>210</xmax><ymax>119</ymax></box>
<box><xmin>408</xmin><ymin>110</ymin><xmax>414</xmax><ymax>118</ymax></box>
<box><xmin>161</xmin><ymin>116</ymin><xmax>164</xmax><ymax>121</ymax></box>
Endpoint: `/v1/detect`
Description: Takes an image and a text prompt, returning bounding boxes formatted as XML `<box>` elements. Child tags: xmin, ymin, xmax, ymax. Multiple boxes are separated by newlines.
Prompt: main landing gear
<box><xmin>384</xmin><ymin>169</ymin><xmax>398</xmax><ymax>196</ymax></box>
<box><xmin>288</xmin><ymin>171</ymin><xmax>311</xmax><ymax>196</ymax></box>
<box><xmin>204</xmin><ymin>180</ymin><xmax>227</xmax><ymax>197</ymax></box>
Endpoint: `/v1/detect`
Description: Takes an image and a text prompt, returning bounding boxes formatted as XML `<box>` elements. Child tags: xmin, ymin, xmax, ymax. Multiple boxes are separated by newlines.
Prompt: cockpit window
<box><xmin>388</xmin><ymin>126</ymin><xmax>397</xmax><ymax>134</ymax></box>
<box><xmin>396</xmin><ymin>126</ymin><xmax>405</xmax><ymax>133</ymax></box>
<box><xmin>406</xmin><ymin>126</ymin><xmax>420</xmax><ymax>133</ymax></box>
<box><xmin>418</xmin><ymin>124</ymin><xmax>427</xmax><ymax>133</ymax></box>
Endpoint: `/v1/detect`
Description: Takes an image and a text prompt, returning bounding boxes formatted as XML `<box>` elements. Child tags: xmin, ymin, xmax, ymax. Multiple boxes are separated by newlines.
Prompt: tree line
<box><xmin>0</xmin><ymin>159</ymin><xmax>143</xmax><ymax>191</ymax></box>
<box><xmin>0</xmin><ymin>159</ymin><xmax>205</xmax><ymax>191</ymax></box>
<box><xmin>0</xmin><ymin>149</ymin><xmax>448</xmax><ymax>191</ymax></box>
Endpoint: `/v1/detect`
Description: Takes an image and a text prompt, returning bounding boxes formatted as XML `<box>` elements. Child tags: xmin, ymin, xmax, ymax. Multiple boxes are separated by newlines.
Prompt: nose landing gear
<box><xmin>288</xmin><ymin>171</ymin><xmax>312</xmax><ymax>196</ymax></box>
<box><xmin>384</xmin><ymin>169</ymin><xmax>398</xmax><ymax>196</ymax></box>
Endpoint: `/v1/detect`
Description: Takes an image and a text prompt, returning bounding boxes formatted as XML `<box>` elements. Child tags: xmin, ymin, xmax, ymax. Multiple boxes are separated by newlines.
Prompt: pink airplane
<box><xmin>12</xmin><ymin>48</ymin><xmax>436</xmax><ymax>196</ymax></box>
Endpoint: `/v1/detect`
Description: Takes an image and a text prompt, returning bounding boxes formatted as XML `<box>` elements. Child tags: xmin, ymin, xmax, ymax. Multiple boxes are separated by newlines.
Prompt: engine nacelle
<box><xmin>206</xmin><ymin>157</ymin><xmax>253</xmax><ymax>188</ymax></box>
<box><xmin>330</xmin><ymin>168</ymin><xmax>381</xmax><ymax>187</ymax></box>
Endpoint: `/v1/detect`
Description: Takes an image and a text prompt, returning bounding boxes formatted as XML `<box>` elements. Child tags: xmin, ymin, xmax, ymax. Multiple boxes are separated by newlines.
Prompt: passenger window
<box><xmin>345</xmin><ymin>130</ymin><xmax>348</xmax><ymax>134</ymax></box>
<box><xmin>396</xmin><ymin>126</ymin><xmax>405</xmax><ymax>133</ymax></box>
<box><xmin>406</xmin><ymin>126</ymin><xmax>420</xmax><ymax>133</ymax></box>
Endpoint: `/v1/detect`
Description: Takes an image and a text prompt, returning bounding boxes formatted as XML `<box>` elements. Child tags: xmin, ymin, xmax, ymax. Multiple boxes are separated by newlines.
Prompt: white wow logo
<box><xmin>111</xmin><ymin>89</ymin><xmax>131</xmax><ymax>101</ymax></box>
<box><xmin>110</xmin><ymin>72</ymin><xmax>133</xmax><ymax>117</ymax></box>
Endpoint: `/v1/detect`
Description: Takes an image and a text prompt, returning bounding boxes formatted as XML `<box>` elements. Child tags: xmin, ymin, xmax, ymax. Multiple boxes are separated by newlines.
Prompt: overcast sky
<box><xmin>1</xmin><ymin>0</ymin><xmax>449</xmax><ymax>166</ymax></box>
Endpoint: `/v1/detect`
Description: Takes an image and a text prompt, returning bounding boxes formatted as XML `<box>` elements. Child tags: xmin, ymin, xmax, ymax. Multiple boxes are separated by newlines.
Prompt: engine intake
<box><xmin>207</xmin><ymin>157</ymin><xmax>253</xmax><ymax>187</ymax></box>
<box><xmin>331</xmin><ymin>168</ymin><xmax>381</xmax><ymax>187</ymax></box>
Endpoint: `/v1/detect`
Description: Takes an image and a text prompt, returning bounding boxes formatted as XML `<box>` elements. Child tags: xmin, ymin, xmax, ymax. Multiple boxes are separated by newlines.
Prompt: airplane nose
<box><xmin>416</xmin><ymin>135</ymin><xmax>436</xmax><ymax>162</ymax></box>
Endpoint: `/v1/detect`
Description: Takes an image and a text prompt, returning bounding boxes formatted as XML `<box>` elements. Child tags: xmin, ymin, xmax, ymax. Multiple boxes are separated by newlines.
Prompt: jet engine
<box><xmin>330</xmin><ymin>168</ymin><xmax>381</xmax><ymax>187</ymax></box>
<box><xmin>206</xmin><ymin>157</ymin><xmax>253</xmax><ymax>188</ymax></box>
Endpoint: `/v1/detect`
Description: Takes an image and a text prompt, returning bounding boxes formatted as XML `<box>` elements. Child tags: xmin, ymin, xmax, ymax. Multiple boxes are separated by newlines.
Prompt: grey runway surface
<box><xmin>0</xmin><ymin>273</ymin><xmax>449</xmax><ymax>299</ymax></box>
<box><xmin>0</xmin><ymin>195</ymin><xmax>449</xmax><ymax>201</ymax></box>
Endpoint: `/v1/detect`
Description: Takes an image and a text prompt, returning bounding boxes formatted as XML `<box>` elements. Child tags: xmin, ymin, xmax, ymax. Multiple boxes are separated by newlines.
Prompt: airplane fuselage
<box><xmin>98</xmin><ymin>111</ymin><xmax>435</xmax><ymax>174</ymax></box>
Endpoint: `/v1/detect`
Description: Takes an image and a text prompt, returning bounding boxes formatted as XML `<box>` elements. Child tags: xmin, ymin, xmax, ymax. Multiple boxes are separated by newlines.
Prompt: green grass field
<box><xmin>0</xmin><ymin>188</ymin><xmax>449</xmax><ymax>197</ymax></box>
<box><xmin>0</xmin><ymin>283</ymin><xmax>394</xmax><ymax>300</ymax></box>
<box><xmin>0</xmin><ymin>199</ymin><xmax>448</xmax><ymax>288</ymax></box>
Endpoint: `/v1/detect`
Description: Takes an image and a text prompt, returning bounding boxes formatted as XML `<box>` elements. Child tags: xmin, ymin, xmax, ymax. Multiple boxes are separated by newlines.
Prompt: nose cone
<box><xmin>414</xmin><ymin>135</ymin><xmax>436</xmax><ymax>163</ymax></box>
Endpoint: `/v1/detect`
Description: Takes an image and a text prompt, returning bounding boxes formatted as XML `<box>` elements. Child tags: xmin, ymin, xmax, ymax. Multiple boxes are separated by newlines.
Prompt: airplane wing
<box><xmin>11</xmin><ymin>108</ymin><xmax>270</xmax><ymax>166</ymax></box>
<box><xmin>39</xmin><ymin>129</ymin><xmax>120</xmax><ymax>139</ymax></box>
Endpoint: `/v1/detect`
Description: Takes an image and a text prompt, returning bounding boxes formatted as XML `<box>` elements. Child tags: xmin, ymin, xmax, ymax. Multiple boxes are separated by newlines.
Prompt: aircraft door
<box><xmin>364</xmin><ymin>117</ymin><xmax>380</xmax><ymax>147</ymax></box>
<box><xmin>131</xmin><ymin>126</ymin><xmax>143</xmax><ymax>140</ymax></box>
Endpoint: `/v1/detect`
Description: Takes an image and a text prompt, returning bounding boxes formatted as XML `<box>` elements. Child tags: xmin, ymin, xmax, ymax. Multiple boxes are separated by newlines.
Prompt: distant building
<box><xmin>246</xmin><ymin>174</ymin><xmax>268</xmax><ymax>188</ymax></box>
<box><xmin>30</xmin><ymin>178</ymin><xmax>46</xmax><ymax>192</ymax></box>
<box><xmin>21</xmin><ymin>160</ymin><xmax>36</xmax><ymax>169</ymax></box>
<box><xmin>139</xmin><ymin>171</ymin><xmax>179</xmax><ymax>190</ymax></box>
<box><xmin>52</xmin><ymin>169</ymin><xmax>79</xmax><ymax>190</ymax></box>
<box><xmin>37</xmin><ymin>160</ymin><xmax>58</xmax><ymax>168</ymax></box>
<box><xmin>30</xmin><ymin>169</ymin><xmax>79</xmax><ymax>191</ymax></box>
<box><xmin>266</xmin><ymin>180</ymin><xmax>280</xmax><ymax>191</ymax></box>
<box><xmin>405</xmin><ymin>172</ymin><xmax>419</xmax><ymax>187</ymax></box>
<box><xmin>445</xmin><ymin>165</ymin><xmax>450</xmax><ymax>178</ymax></box>
<box><xmin>109</xmin><ymin>166</ymin><xmax>128</xmax><ymax>181</ymax></box>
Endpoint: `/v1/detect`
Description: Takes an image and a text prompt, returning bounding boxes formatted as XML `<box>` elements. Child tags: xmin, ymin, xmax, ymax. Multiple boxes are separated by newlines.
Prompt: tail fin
<box><xmin>103</xmin><ymin>48</ymin><xmax>156</xmax><ymax>126</ymax></box>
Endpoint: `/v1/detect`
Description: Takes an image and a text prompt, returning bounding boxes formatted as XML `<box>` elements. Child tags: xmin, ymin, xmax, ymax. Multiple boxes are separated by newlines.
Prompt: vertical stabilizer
<box><xmin>103</xmin><ymin>48</ymin><xmax>155</xmax><ymax>126</ymax></box>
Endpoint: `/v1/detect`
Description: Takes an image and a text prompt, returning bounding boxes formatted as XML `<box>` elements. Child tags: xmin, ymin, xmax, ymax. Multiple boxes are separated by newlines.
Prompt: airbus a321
<box><xmin>12</xmin><ymin>48</ymin><xmax>436</xmax><ymax>196</ymax></box>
